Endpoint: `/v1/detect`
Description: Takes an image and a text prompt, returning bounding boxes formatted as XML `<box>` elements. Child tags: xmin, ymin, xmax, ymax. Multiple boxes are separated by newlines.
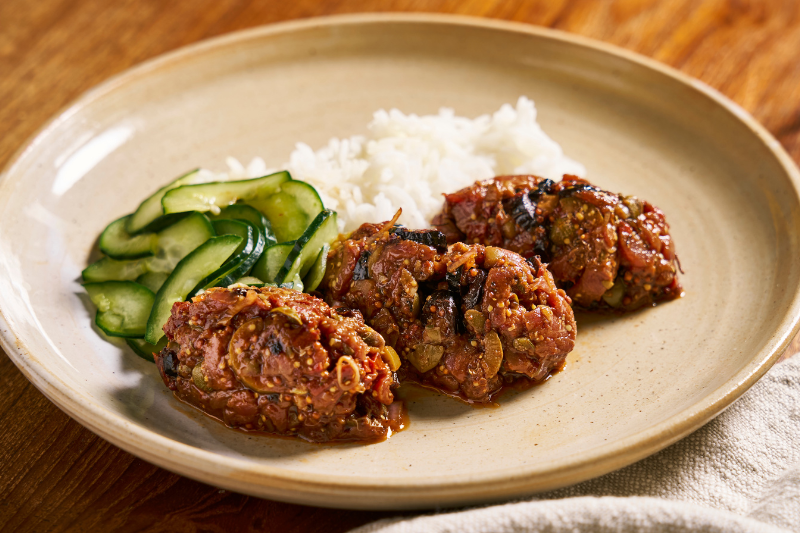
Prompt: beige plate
<box><xmin>2</xmin><ymin>14</ymin><xmax>800</xmax><ymax>510</ymax></box>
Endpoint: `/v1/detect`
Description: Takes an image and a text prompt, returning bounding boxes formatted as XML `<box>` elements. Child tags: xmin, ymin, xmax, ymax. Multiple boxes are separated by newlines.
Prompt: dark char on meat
<box><xmin>321</xmin><ymin>221</ymin><xmax>576</xmax><ymax>403</ymax></box>
<box><xmin>432</xmin><ymin>174</ymin><xmax>682</xmax><ymax>311</ymax></box>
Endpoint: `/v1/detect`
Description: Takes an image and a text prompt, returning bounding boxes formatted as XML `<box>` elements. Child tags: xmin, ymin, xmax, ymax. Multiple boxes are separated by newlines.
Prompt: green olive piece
<box><xmin>359</xmin><ymin>326</ymin><xmax>384</xmax><ymax>348</ymax></box>
<box><xmin>411</xmin><ymin>293</ymin><xmax>421</xmax><ymax>317</ymax></box>
<box><xmin>484</xmin><ymin>331</ymin><xmax>504</xmax><ymax>379</ymax></box>
<box><xmin>549</xmin><ymin>216</ymin><xmax>575</xmax><ymax>246</ymax></box>
<box><xmin>270</xmin><ymin>306</ymin><xmax>302</xmax><ymax>325</ymax></box>
<box><xmin>382</xmin><ymin>346</ymin><xmax>402</xmax><ymax>372</ymax></box>
<box><xmin>408</xmin><ymin>344</ymin><xmax>444</xmax><ymax>373</ymax></box>
<box><xmin>602</xmin><ymin>281</ymin><xmax>626</xmax><ymax>308</ymax></box>
<box><xmin>484</xmin><ymin>246</ymin><xmax>503</xmax><ymax>267</ymax></box>
<box><xmin>192</xmin><ymin>362</ymin><xmax>214</xmax><ymax>392</ymax></box>
<box><xmin>513</xmin><ymin>337</ymin><xmax>535</xmax><ymax>353</ymax></box>
<box><xmin>464</xmin><ymin>309</ymin><xmax>486</xmax><ymax>335</ymax></box>
<box><xmin>423</xmin><ymin>326</ymin><xmax>442</xmax><ymax>344</ymax></box>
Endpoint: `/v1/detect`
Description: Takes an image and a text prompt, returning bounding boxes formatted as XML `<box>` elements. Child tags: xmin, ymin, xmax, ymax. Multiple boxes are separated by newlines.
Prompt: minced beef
<box><xmin>321</xmin><ymin>220</ymin><xmax>576</xmax><ymax>403</ymax></box>
<box><xmin>432</xmin><ymin>175</ymin><xmax>682</xmax><ymax>311</ymax></box>
<box><xmin>154</xmin><ymin>286</ymin><xmax>403</xmax><ymax>442</ymax></box>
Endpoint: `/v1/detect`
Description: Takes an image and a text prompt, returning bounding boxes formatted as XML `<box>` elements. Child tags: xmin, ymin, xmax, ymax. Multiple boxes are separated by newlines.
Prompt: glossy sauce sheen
<box><xmin>433</xmin><ymin>175</ymin><xmax>683</xmax><ymax>311</ymax></box>
<box><xmin>169</xmin><ymin>390</ymin><xmax>409</xmax><ymax>444</ymax></box>
<box><xmin>322</xmin><ymin>221</ymin><xmax>577</xmax><ymax>404</ymax></box>
<box><xmin>155</xmin><ymin>286</ymin><xmax>403</xmax><ymax>442</ymax></box>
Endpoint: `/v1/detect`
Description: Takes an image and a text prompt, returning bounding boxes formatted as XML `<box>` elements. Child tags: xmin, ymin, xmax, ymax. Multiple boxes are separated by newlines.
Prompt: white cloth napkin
<box><xmin>351</xmin><ymin>356</ymin><xmax>800</xmax><ymax>533</ymax></box>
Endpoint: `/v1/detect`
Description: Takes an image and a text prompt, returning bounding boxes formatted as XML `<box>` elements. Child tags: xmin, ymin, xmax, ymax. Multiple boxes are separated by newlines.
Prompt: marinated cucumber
<box><xmin>147</xmin><ymin>212</ymin><xmax>215</xmax><ymax>273</ymax></box>
<box><xmin>136</xmin><ymin>271</ymin><xmax>169</xmax><ymax>293</ymax></box>
<box><xmin>127</xmin><ymin>169</ymin><xmax>202</xmax><ymax>233</ymax></box>
<box><xmin>126</xmin><ymin>337</ymin><xmax>168</xmax><ymax>363</ymax></box>
<box><xmin>83</xmin><ymin>212</ymin><xmax>214</xmax><ymax>282</ymax></box>
<box><xmin>228</xmin><ymin>277</ymin><xmax>300</xmax><ymax>290</ymax></box>
<box><xmin>192</xmin><ymin>219</ymin><xmax>267</xmax><ymax>293</ymax></box>
<box><xmin>211</xmin><ymin>219</ymin><xmax>253</xmax><ymax>255</ymax></box>
<box><xmin>214</xmin><ymin>219</ymin><xmax>267</xmax><ymax>277</ymax></box>
<box><xmin>86</xmin><ymin>168</ymin><xmax>333</xmax><ymax>353</ymax></box>
<box><xmin>250</xmin><ymin>241</ymin><xmax>295</xmax><ymax>285</ymax></box>
<box><xmin>99</xmin><ymin>215</ymin><xmax>158</xmax><ymax>259</ymax></box>
<box><xmin>145</xmin><ymin>235</ymin><xmax>243</xmax><ymax>344</ymax></box>
<box><xmin>161</xmin><ymin>171</ymin><xmax>290</xmax><ymax>216</ymax></box>
<box><xmin>210</xmin><ymin>204</ymin><xmax>276</xmax><ymax>246</ymax></box>
<box><xmin>84</xmin><ymin>281</ymin><xmax>155</xmax><ymax>338</ymax></box>
<box><xmin>275</xmin><ymin>210</ymin><xmax>338</xmax><ymax>285</ymax></box>
<box><xmin>83</xmin><ymin>256</ymin><xmax>149</xmax><ymax>283</ymax></box>
<box><xmin>249</xmin><ymin>180</ymin><xmax>324</xmax><ymax>242</ymax></box>
<box><xmin>231</xmin><ymin>276</ymin><xmax>266</xmax><ymax>287</ymax></box>
<box><xmin>302</xmin><ymin>243</ymin><xmax>330</xmax><ymax>292</ymax></box>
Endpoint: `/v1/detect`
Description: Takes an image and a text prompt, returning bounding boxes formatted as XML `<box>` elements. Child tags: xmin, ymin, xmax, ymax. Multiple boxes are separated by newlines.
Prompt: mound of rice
<box><xmin>218</xmin><ymin>96</ymin><xmax>585</xmax><ymax>232</ymax></box>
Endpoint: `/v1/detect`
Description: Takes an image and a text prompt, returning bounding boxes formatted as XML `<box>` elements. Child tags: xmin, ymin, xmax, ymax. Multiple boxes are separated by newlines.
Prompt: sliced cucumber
<box><xmin>99</xmin><ymin>215</ymin><xmax>158</xmax><ymax>259</ymax></box>
<box><xmin>213</xmin><ymin>219</ymin><xmax>267</xmax><ymax>280</ymax></box>
<box><xmin>250</xmin><ymin>241</ymin><xmax>295</xmax><ymax>285</ymax></box>
<box><xmin>84</xmin><ymin>281</ymin><xmax>155</xmax><ymax>338</ymax></box>
<box><xmin>83</xmin><ymin>212</ymin><xmax>215</xmax><ymax>282</ymax></box>
<box><xmin>281</xmin><ymin>279</ymin><xmax>303</xmax><ymax>292</ymax></box>
<box><xmin>127</xmin><ymin>169</ymin><xmax>202</xmax><ymax>234</ymax></box>
<box><xmin>249</xmin><ymin>180</ymin><xmax>324</xmax><ymax>242</ymax></box>
<box><xmin>161</xmin><ymin>171</ymin><xmax>290</xmax><ymax>216</ymax></box>
<box><xmin>302</xmin><ymin>243</ymin><xmax>330</xmax><ymax>292</ymax></box>
<box><xmin>146</xmin><ymin>212</ymin><xmax>215</xmax><ymax>273</ymax></box>
<box><xmin>145</xmin><ymin>235</ymin><xmax>243</xmax><ymax>344</ymax></box>
<box><xmin>227</xmin><ymin>277</ymin><xmax>301</xmax><ymax>290</ymax></box>
<box><xmin>126</xmin><ymin>337</ymin><xmax>168</xmax><ymax>363</ymax></box>
<box><xmin>212</xmin><ymin>219</ymin><xmax>252</xmax><ymax>254</ymax></box>
<box><xmin>210</xmin><ymin>204</ymin><xmax>276</xmax><ymax>246</ymax></box>
<box><xmin>275</xmin><ymin>209</ymin><xmax>338</xmax><ymax>285</ymax></box>
<box><xmin>83</xmin><ymin>257</ymin><xmax>149</xmax><ymax>282</ymax></box>
<box><xmin>232</xmin><ymin>276</ymin><xmax>266</xmax><ymax>287</ymax></box>
<box><xmin>136</xmin><ymin>271</ymin><xmax>169</xmax><ymax>293</ymax></box>
<box><xmin>192</xmin><ymin>219</ymin><xmax>266</xmax><ymax>293</ymax></box>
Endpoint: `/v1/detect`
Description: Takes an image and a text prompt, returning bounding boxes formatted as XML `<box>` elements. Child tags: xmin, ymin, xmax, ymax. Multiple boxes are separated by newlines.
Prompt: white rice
<box><xmin>215</xmin><ymin>96</ymin><xmax>585</xmax><ymax>232</ymax></box>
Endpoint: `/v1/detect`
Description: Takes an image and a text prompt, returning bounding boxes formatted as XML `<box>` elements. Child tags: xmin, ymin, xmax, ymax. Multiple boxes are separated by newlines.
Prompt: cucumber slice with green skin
<box><xmin>126</xmin><ymin>337</ymin><xmax>168</xmax><ymax>363</ymax></box>
<box><xmin>214</xmin><ymin>219</ymin><xmax>267</xmax><ymax>280</ymax></box>
<box><xmin>231</xmin><ymin>276</ymin><xmax>265</xmax><ymax>287</ymax></box>
<box><xmin>250</xmin><ymin>241</ymin><xmax>295</xmax><ymax>284</ymax></box>
<box><xmin>248</xmin><ymin>180</ymin><xmax>324</xmax><ymax>242</ymax></box>
<box><xmin>136</xmin><ymin>271</ymin><xmax>169</xmax><ymax>293</ymax></box>
<box><xmin>228</xmin><ymin>277</ymin><xmax>300</xmax><ymax>290</ymax></box>
<box><xmin>161</xmin><ymin>171</ymin><xmax>290</xmax><ymax>216</ymax></box>
<box><xmin>302</xmin><ymin>243</ymin><xmax>330</xmax><ymax>292</ymax></box>
<box><xmin>83</xmin><ymin>257</ymin><xmax>149</xmax><ymax>283</ymax></box>
<box><xmin>211</xmin><ymin>219</ymin><xmax>252</xmax><ymax>255</ymax></box>
<box><xmin>99</xmin><ymin>215</ymin><xmax>158</xmax><ymax>259</ymax></box>
<box><xmin>192</xmin><ymin>219</ymin><xmax>266</xmax><ymax>293</ymax></box>
<box><xmin>82</xmin><ymin>212</ymin><xmax>215</xmax><ymax>282</ymax></box>
<box><xmin>135</xmin><ymin>212</ymin><xmax>193</xmax><ymax>234</ymax></box>
<box><xmin>84</xmin><ymin>281</ymin><xmax>155</xmax><ymax>338</ymax></box>
<box><xmin>146</xmin><ymin>235</ymin><xmax>243</xmax><ymax>344</ymax></box>
<box><xmin>275</xmin><ymin>209</ymin><xmax>338</xmax><ymax>285</ymax></box>
<box><xmin>127</xmin><ymin>169</ymin><xmax>202</xmax><ymax>234</ymax></box>
<box><xmin>147</xmin><ymin>212</ymin><xmax>215</xmax><ymax>273</ymax></box>
<box><xmin>210</xmin><ymin>204</ymin><xmax>276</xmax><ymax>246</ymax></box>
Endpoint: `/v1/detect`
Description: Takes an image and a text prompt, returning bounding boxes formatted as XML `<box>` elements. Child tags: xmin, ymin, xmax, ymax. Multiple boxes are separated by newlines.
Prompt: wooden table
<box><xmin>2</xmin><ymin>1</ymin><xmax>799</xmax><ymax>531</ymax></box>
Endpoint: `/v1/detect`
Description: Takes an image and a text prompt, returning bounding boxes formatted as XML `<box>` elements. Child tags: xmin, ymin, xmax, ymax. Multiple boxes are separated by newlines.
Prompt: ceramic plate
<box><xmin>2</xmin><ymin>14</ymin><xmax>800</xmax><ymax>510</ymax></box>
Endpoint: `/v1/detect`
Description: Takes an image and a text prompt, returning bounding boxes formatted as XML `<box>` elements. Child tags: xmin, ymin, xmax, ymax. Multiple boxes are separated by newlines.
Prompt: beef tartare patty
<box><xmin>321</xmin><ymin>220</ymin><xmax>576</xmax><ymax>403</ymax></box>
<box><xmin>432</xmin><ymin>175</ymin><xmax>683</xmax><ymax>311</ymax></box>
<box><xmin>154</xmin><ymin>286</ymin><xmax>402</xmax><ymax>442</ymax></box>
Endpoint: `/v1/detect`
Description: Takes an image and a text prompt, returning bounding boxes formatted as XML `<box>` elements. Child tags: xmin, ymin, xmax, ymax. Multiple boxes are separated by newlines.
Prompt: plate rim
<box><xmin>2</xmin><ymin>12</ymin><xmax>800</xmax><ymax>509</ymax></box>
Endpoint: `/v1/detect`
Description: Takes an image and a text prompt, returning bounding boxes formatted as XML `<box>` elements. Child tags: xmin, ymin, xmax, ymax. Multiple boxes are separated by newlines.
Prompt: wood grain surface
<box><xmin>2</xmin><ymin>1</ymin><xmax>799</xmax><ymax>531</ymax></box>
